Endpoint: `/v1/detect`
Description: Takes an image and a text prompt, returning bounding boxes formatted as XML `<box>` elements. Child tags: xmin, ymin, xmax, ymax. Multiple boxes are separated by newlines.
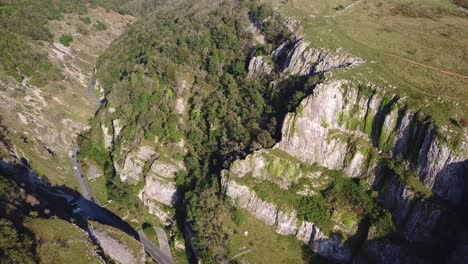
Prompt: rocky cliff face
<box><xmin>272</xmin><ymin>40</ymin><xmax>364</xmax><ymax>75</ymax></box>
<box><xmin>111</xmin><ymin>142</ymin><xmax>182</xmax><ymax>221</ymax></box>
<box><xmin>247</xmin><ymin>56</ymin><xmax>274</xmax><ymax>80</ymax></box>
<box><xmin>115</xmin><ymin>145</ymin><xmax>156</xmax><ymax>182</ymax></box>
<box><xmin>278</xmin><ymin>80</ymin><xmax>467</xmax><ymax>206</ymax></box>
<box><xmin>138</xmin><ymin>159</ymin><xmax>182</xmax><ymax>221</ymax></box>
<box><xmin>230</xmin><ymin>26</ymin><xmax>467</xmax><ymax>262</ymax></box>
<box><xmin>245</xmin><ymin>37</ymin><xmax>364</xmax><ymax>81</ymax></box>
<box><xmin>270</xmin><ymin>39</ymin><xmax>365</xmax><ymax>76</ymax></box>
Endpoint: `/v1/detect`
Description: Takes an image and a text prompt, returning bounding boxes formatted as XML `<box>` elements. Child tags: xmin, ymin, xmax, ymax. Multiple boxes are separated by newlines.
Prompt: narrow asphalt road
<box><xmin>155</xmin><ymin>227</ymin><xmax>172</xmax><ymax>259</ymax></box>
<box><xmin>138</xmin><ymin>230</ymin><xmax>174</xmax><ymax>264</ymax></box>
<box><xmin>72</xmin><ymin>146</ymin><xmax>94</xmax><ymax>201</ymax></box>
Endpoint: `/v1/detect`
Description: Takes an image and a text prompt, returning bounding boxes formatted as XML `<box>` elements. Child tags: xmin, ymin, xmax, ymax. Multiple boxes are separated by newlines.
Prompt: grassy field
<box><xmin>24</xmin><ymin>218</ymin><xmax>102</xmax><ymax>264</ymax></box>
<box><xmin>264</xmin><ymin>0</ymin><xmax>468</xmax><ymax>127</ymax></box>
<box><xmin>89</xmin><ymin>176</ymin><xmax>109</xmax><ymax>205</ymax></box>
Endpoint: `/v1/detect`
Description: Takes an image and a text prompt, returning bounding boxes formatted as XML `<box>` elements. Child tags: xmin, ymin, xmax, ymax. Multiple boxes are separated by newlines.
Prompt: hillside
<box><xmin>0</xmin><ymin>0</ymin><xmax>467</xmax><ymax>263</ymax></box>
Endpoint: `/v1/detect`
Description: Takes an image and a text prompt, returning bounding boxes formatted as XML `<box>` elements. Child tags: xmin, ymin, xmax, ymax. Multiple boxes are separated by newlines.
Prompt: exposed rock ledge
<box><xmin>115</xmin><ymin>145</ymin><xmax>155</xmax><ymax>182</ymax></box>
<box><xmin>247</xmin><ymin>56</ymin><xmax>274</xmax><ymax>80</ymax></box>
<box><xmin>271</xmin><ymin>40</ymin><xmax>365</xmax><ymax>76</ymax></box>
<box><xmin>246</xmin><ymin>38</ymin><xmax>364</xmax><ymax>81</ymax></box>
<box><xmin>139</xmin><ymin>159</ymin><xmax>183</xmax><ymax>221</ymax></box>
<box><xmin>90</xmin><ymin>227</ymin><xmax>144</xmax><ymax>264</ymax></box>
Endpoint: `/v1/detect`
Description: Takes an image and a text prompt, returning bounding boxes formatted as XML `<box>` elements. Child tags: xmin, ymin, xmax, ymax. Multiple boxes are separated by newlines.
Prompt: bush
<box><xmin>81</xmin><ymin>16</ymin><xmax>91</xmax><ymax>25</ymax></box>
<box><xmin>94</xmin><ymin>21</ymin><xmax>108</xmax><ymax>31</ymax></box>
<box><xmin>325</xmin><ymin>175</ymin><xmax>374</xmax><ymax>216</ymax></box>
<box><xmin>297</xmin><ymin>195</ymin><xmax>331</xmax><ymax>226</ymax></box>
<box><xmin>59</xmin><ymin>34</ymin><xmax>73</xmax><ymax>47</ymax></box>
<box><xmin>142</xmin><ymin>223</ymin><xmax>157</xmax><ymax>237</ymax></box>
<box><xmin>232</xmin><ymin>208</ymin><xmax>246</xmax><ymax>226</ymax></box>
<box><xmin>77</xmin><ymin>25</ymin><xmax>89</xmax><ymax>35</ymax></box>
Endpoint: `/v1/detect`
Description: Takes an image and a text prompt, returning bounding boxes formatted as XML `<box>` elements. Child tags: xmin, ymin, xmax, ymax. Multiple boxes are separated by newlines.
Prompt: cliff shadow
<box><xmin>0</xmin><ymin>159</ymin><xmax>139</xmax><ymax>239</ymax></box>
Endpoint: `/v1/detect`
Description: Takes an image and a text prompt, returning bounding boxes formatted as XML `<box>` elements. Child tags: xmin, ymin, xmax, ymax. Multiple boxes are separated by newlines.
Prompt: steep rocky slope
<box><xmin>222</xmin><ymin>10</ymin><xmax>468</xmax><ymax>263</ymax></box>
<box><xmin>0</xmin><ymin>6</ymin><xmax>133</xmax><ymax>185</ymax></box>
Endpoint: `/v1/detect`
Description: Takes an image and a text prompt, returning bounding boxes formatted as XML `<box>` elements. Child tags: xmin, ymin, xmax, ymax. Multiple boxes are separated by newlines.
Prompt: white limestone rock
<box><xmin>223</xmin><ymin>176</ymin><xmax>352</xmax><ymax>262</ymax></box>
<box><xmin>112</xmin><ymin>119</ymin><xmax>123</xmax><ymax>139</ymax></box>
<box><xmin>101</xmin><ymin>124</ymin><xmax>113</xmax><ymax>150</ymax></box>
<box><xmin>117</xmin><ymin>146</ymin><xmax>155</xmax><ymax>182</ymax></box>
<box><xmin>247</xmin><ymin>56</ymin><xmax>274</xmax><ymax>80</ymax></box>
<box><xmin>90</xmin><ymin>228</ymin><xmax>143</xmax><ymax>264</ymax></box>
<box><xmin>140</xmin><ymin>176</ymin><xmax>178</xmax><ymax>206</ymax></box>
<box><xmin>279</xmin><ymin>40</ymin><xmax>365</xmax><ymax>76</ymax></box>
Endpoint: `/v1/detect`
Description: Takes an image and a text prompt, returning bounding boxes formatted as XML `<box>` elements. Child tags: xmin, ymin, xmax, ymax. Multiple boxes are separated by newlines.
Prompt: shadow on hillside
<box><xmin>0</xmin><ymin>159</ymin><xmax>139</xmax><ymax>241</ymax></box>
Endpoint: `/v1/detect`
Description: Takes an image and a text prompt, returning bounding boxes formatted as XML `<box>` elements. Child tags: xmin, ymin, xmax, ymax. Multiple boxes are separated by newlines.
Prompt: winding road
<box><xmin>71</xmin><ymin>147</ymin><xmax>174</xmax><ymax>263</ymax></box>
<box><xmin>71</xmin><ymin>146</ymin><xmax>94</xmax><ymax>201</ymax></box>
<box><xmin>139</xmin><ymin>230</ymin><xmax>174</xmax><ymax>264</ymax></box>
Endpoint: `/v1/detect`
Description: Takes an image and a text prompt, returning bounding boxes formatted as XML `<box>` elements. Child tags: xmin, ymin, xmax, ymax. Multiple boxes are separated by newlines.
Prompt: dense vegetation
<box><xmin>239</xmin><ymin>169</ymin><xmax>378</xmax><ymax>234</ymax></box>
<box><xmin>77</xmin><ymin>0</ymin><xmax>324</xmax><ymax>261</ymax></box>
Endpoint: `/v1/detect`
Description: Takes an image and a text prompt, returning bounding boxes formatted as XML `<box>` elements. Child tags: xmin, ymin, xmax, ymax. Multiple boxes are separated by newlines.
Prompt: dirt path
<box><xmin>389</xmin><ymin>54</ymin><xmax>468</xmax><ymax>81</ymax></box>
<box><xmin>333</xmin><ymin>0</ymin><xmax>363</xmax><ymax>17</ymax></box>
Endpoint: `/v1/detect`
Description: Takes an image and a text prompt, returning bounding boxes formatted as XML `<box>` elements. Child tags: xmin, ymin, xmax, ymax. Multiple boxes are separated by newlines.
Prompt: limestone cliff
<box><xmin>273</xmin><ymin>40</ymin><xmax>365</xmax><ymax>76</ymax></box>
<box><xmin>278</xmin><ymin>80</ymin><xmax>467</xmax><ymax>206</ymax></box>
<box><xmin>223</xmin><ymin>78</ymin><xmax>467</xmax><ymax>261</ymax></box>
<box><xmin>228</xmin><ymin>29</ymin><xmax>467</xmax><ymax>261</ymax></box>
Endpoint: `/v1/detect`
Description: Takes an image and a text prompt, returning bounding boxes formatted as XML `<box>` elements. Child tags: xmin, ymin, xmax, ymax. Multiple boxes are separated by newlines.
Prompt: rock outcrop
<box><xmin>247</xmin><ymin>56</ymin><xmax>274</xmax><ymax>80</ymax></box>
<box><xmin>115</xmin><ymin>145</ymin><xmax>155</xmax><ymax>182</ymax></box>
<box><xmin>90</xmin><ymin>227</ymin><xmax>144</xmax><ymax>264</ymax></box>
<box><xmin>112</xmin><ymin>119</ymin><xmax>123</xmax><ymax>140</ymax></box>
<box><xmin>271</xmin><ymin>40</ymin><xmax>365</xmax><ymax>76</ymax></box>
<box><xmin>101</xmin><ymin>124</ymin><xmax>113</xmax><ymax>150</ymax></box>
<box><xmin>138</xmin><ymin>159</ymin><xmax>183</xmax><ymax>221</ymax></box>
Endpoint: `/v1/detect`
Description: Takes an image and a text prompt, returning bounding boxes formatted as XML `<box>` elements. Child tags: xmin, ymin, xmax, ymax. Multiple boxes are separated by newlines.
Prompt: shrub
<box><xmin>232</xmin><ymin>208</ymin><xmax>246</xmax><ymax>226</ymax></box>
<box><xmin>335</xmin><ymin>5</ymin><xmax>345</xmax><ymax>11</ymax></box>
<box><xmin>368</xmin><ymin>212</ymin><xmax>397</xmax><ymax>239</ymax></box>
<box><xmin>81</xmin><ymin>16</ymin><xmax>91</xmax><ymax>24</ymax></box>
<box><xmin>77</xmin><ymin>25</ymin><xmax>89</xmax><ymax>35</ymax></box>
<box><xmin>94</xmin><ymin>21</ymin><xmax>108</xmax><ymax>31</ymax></box>
<box><xmin>59</xmin><ymin>34</ymin><xmax>73</xmax><ymax>47</ymax></box>
<box><xmin>297</xmin><ymin>195</ymin><xmax>331</xmax><ymax>226</ymax></box>
<box><xmin>142</xmin><ymin>223</ymin><xmax>157</xmax><ymax>237</ymax></box>
<box><xmin>325</xmin><ymin>175</ymin><xmax>374</xmax><ymax>215</ymax></box>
